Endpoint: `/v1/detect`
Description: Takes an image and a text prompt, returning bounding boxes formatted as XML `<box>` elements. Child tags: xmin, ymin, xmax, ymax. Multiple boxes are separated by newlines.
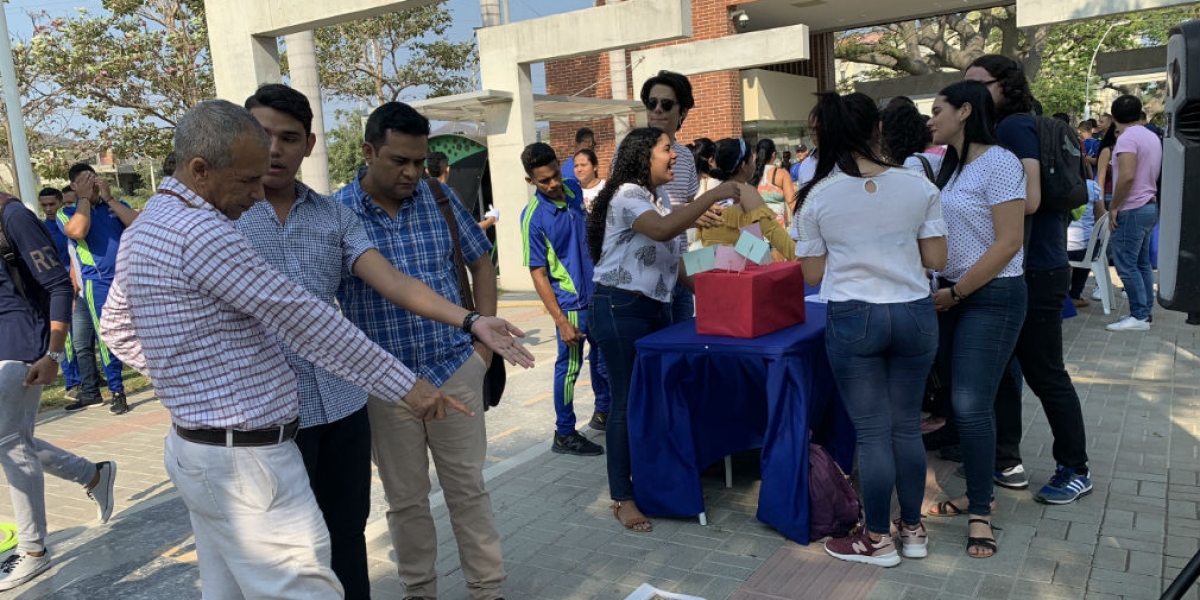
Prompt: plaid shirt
<box><xmin>236</xmin><ymin>182</ymin><xmax>375</xmax><ymax>428</ymax></box>
<box><xmin>335</xmin><ymin>173</ymin><xmax>491</xmax><ymax>387</ymax></box>
<box><xmin>99</xmin><ymin>177</ymin><xmax>417</xmax><ymax>430</ymax></box>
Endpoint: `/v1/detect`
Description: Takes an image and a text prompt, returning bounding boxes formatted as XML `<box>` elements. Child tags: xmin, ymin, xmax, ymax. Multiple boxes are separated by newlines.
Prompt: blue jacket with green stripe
<box><xmin>520</xmin><ymin>179</ymin><xmax>594</xmax><ymax>312</ymax></box>
<box><xmin>56</xmin><ymin>199</ymin><xmax>129</xmax><ymax>282</ymax></box>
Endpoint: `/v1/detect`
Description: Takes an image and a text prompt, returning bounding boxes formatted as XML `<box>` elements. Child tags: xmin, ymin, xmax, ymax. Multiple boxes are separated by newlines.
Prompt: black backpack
<box><xmin>0</xmin><ymin>196</ymin><xmax>53</xmax><ymax>317</ymax></box>
<box><xmin>1034</xmin><ymin>116</ymin><xmax>1090</xmax><ymax>213</ymax></box>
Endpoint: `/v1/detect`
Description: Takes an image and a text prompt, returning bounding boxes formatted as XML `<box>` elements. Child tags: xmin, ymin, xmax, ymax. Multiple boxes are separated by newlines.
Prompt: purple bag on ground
<box><xmin>808</xmin><ymin>442</ymin><xmax>861</xmax><ymax>540</ymax></box>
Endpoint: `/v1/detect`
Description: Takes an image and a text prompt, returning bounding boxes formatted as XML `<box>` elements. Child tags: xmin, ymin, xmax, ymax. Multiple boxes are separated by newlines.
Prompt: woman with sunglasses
<box><xmin>793</xmin><ymin>92</ymin><xmax>946</xmax><ymax>567</ymax></box>
<box><xmin>586</xmin><ymin>127</ymin><xmax>740</xmax><ymax>533</ymax></box>
<box><xmin>697</xmin><ymin>137</ymin><xmax>797</xmax><ymax>261</ymax></box>
<box><xmin>924</xmin><ymin>80</ymin><xmax>1027</xmax><ymax>559</ymax></box>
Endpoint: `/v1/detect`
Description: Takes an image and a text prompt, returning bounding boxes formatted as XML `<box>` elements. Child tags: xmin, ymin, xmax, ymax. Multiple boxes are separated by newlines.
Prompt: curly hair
<box><xmin>880</xmin><ymin>103</ymin><xmax>932</xmax><ymax>163</ymax></box>
<box><xmin>586</xmin><ymin>127</ymin><xmax>664</xmax><ymax>263</ymax></box>
<box><xmin>969</xmin><ymin>55</ymin><xmax>1033</xmax><ymax>121</ymax></box>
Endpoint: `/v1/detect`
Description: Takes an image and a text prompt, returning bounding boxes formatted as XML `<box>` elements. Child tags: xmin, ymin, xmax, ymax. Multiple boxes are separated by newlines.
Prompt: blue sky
<box><xmin>3</xmin><ymin>0</ymin><xmax>594</xmax><ymax>95</ymax></box>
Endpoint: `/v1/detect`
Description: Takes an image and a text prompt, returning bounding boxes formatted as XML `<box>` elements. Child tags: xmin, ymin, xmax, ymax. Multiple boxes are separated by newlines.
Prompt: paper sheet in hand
<box><xmin>735</xmin><ymin>231</ymin><xmax>772</xmax><ymax>265</ymax></box>
<box><xmin>713</xmin><ymin>245</ymin><xmax>748</xmax><ymax>271</ymax></box>
<box><xmin>739</xmin><ymin>221</ymin><xmax>763</xmax><ymax>240</ymax></box>
<box><xmin>682</xmin><ymin>245</ymin><xmax>717</xmax><ymax>276</ymax></box>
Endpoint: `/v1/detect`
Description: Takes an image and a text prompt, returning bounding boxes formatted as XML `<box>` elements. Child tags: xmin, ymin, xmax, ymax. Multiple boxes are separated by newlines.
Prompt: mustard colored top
<box><xmin>698</xmin><ymin>204</ymin><xmax>798</xmax><ymax>261</ymax></box>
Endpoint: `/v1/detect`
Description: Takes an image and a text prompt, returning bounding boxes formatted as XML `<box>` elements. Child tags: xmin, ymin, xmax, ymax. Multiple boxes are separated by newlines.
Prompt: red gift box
<box><xmin>694</xmin><ymin>261</ymin><xmax>806</xmax><ymax>338</ymax></box>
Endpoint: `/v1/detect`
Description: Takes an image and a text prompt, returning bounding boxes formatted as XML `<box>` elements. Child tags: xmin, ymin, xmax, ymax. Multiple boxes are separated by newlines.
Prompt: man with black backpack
<box><xmin>964</xmin><ymin>56</ymin><xmax>1093</xmax><ymax>506</ymax></box>
<box><xmin>0</xmin><ymin>193</ymin><xmax>117</xmax><ymax>591</ymax></box>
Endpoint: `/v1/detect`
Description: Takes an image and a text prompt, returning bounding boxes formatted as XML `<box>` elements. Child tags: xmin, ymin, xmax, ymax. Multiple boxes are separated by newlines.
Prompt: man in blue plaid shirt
<box><xmin>334</xmin><ymin>102</ymin><xmax>508</xmax><ymax>600</ymax></box>
<box><xmin>238</xmin><ymin>87</ymin><xmax>531</xmax><ymax>600</ymax></box>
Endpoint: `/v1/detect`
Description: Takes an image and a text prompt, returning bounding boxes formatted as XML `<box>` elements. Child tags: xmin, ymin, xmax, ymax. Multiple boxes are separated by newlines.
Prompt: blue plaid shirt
<box><xmin>335</xmin><ymin>173</ymin><xmax>491</xmax><ymax>387</ymax></box>
<box><xmin>236</xmin><ymin>182</ymin><xmax>376</xmax><ymax>427</ymax></box>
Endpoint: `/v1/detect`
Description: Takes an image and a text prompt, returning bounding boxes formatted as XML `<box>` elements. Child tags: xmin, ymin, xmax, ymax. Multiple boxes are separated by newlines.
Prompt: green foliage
<box><xmin>313</xmin><ymin>5</ymin><xmax>476</xmax><ymax>107</ymax></box>
<box><xmin>25</xmin><ymin>0</ymin><xmax>213</xmax><ymax>162</ymax></box>
<box><xmin>326</xmin><ymin>115</ymin><xmax>365</xmax><ymax>188</ymax></box>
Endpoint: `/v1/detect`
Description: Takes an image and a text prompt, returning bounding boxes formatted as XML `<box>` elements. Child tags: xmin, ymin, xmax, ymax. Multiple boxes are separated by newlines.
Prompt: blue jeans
<box><xmin>553</xmin><ymin>308</ymin><xmax>611</xmax><ymax>436</ymax></box>
<box><xmin>1108</xmin><ymin>203</ymin><xmax>1158</xmax><ymax>320</ymax></box>
<box><xmin>71</xmin><ymin>294</ymin><xmax>104</xmax><ymax>401</ymax></box>
<box><xmin>84</xmin><ymin>279</ymin><xmax>124</xmax><ymax>393</ymax></box>
<box><xmin>589</xmin><ymin>285</ymin><xmax>670</xmax><ymax>501</ymax></box>
<box><xmin>826</xmin><ymin>297</ymin><xmax>938</xmax><ymax>535</ymax></box>
<box><xmin>936</xmin><ymin>276</ymin><xmax>1026</xmax><ymax>516</ymax></box>
<box><xmin>670</xmin><ymin>282</ymin><xmax>694</xmax><ymax>324</ymax></box>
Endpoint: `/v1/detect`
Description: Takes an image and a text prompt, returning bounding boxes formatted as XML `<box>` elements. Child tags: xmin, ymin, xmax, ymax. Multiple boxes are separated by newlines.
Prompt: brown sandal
<box><xmin>927</xmin><ymin>499</ymin><xmax>967</xmax><ymax>517</ymax></box>
<box><xmin>612</xmin><ymin>501</ymin><xmax>653</xmax><ymax>533</ymax></box>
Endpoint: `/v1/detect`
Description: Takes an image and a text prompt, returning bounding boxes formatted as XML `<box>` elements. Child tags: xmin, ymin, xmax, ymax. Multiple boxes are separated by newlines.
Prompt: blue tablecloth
<box><xmin>628</xmin><ymin>302</ymin><xmax>855</xmax><ymax>544</ymax></box>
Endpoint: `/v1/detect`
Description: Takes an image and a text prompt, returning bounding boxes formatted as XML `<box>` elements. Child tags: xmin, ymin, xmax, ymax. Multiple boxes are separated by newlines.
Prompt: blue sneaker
<box><xmin>1034</xmin><ymin>466</ymin><xmax>1093</xmax><ymax>505</ymax></box>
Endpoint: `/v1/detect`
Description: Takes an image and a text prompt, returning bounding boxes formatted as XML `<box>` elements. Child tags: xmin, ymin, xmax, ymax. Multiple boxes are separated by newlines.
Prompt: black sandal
<box><xmin>966</xmin><ymin>518</ymin><xmax>1000</xmax><ymax>558</ymax></box>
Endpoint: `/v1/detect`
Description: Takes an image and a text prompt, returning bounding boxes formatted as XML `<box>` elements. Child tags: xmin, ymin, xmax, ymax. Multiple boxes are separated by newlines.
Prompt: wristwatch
<box><xmin>46</xmin><ymin>351</ymin><xmax>66</xmax><ymax>364</ymax></box>
<box><xmin>461</xmin><ymin>311</ymin><xmax>482</xmax><ymax>334</ymax></box>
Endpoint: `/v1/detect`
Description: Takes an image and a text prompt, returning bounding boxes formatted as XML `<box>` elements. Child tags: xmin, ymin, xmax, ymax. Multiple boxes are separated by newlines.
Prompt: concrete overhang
<box><xmin>630</xmin><ymin>23</ymin><xmax>810</xmax><ymax>89</ymax></box>
<box><xmin>735</xmin><ymin>0</ymin><xmax>1010</xmax><ymax>35</ymax></box>
<box><xmin>408</xmin><ymin>90</ymin><xmax>648</xmax><ymax>124</ymax></box>
<box><xmin>1096</xmin><ymin>46</ymin><xmax>1168</xmax><ymax>86</ymax></box>
<box><xmin>1016</xmin><ymin>0</ymin><xmax>1199</xmax><ymax>27</ymax></box>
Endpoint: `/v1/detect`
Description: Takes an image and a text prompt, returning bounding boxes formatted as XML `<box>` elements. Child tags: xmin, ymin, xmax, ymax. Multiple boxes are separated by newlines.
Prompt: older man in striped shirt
<box><xmin>100</xmin><ymin>100</ymin><xmax>470</xmax><ymax>599</ymax></box>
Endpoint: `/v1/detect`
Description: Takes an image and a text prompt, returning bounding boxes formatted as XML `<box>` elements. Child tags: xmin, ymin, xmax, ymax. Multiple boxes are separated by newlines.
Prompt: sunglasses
<box><xmin>644</xmin><ymin>97</ymin><xmax>677</xmax><ymax>112</ymax></box>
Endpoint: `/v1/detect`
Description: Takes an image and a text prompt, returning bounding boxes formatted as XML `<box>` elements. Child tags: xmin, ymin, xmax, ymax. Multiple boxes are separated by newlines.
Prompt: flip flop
<box><xmin>612</xmin><ymin>502</ymin><xmax>653</xmax><ymax>533</ymax></box>
<box><xmin>926</xmin><ymin>499</ymin><xmax>968</xmax><ymax>517</ymax></box>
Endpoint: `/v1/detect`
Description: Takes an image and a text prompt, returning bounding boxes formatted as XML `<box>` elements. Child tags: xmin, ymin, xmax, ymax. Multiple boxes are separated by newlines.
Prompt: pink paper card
<box><xmin>714</xmin><ymin>245</ymin><xmax>748</xmax><ymax>271</ymax></box>
<box><xmin>740</xmin><ymin>222</ymin><xmax>763</xmax><ymax>240</ymax></box>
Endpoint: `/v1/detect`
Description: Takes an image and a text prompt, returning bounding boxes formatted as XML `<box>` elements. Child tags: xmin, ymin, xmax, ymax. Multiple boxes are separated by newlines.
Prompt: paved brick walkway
<box><xmin>1</xmin><ymin>285</ymin><xmax>1197</xmax><ymax>600</ymax></box>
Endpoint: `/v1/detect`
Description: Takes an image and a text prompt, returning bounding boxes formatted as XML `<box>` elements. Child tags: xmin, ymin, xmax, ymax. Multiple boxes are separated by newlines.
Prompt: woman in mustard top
<box><xmin>697</xmin><ymin>137</ymin><xmax>798</xmax><ymax>261</ymax></box>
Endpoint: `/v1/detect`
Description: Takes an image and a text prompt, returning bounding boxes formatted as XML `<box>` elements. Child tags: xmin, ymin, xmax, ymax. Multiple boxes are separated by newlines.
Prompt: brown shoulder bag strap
<box><xmin>427</xmin><ymin>178</ymin><xmax>476</xmax><ymax>312</ymax></box>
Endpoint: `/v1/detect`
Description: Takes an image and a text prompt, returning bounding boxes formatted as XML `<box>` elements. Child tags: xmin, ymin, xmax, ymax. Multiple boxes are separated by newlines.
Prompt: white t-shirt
<box><xmin>593</xmin><ymin>183</ymin><xmax>684</xmax><ymax>303</ymax></box>
<box><xmin>795</xmin><ymin>169</ymin><xmax>947</xmax><ymax>303</ymax></box>
<box><xmin>581</xmin><ymin>179</ymin><xmax>605</xmax><ymax>213</ymax></box>
<box><xmin>903</xmin><ymin>153</ymin><xmax>945</xmax><ymax>183</ymax></box>
<box><xmin>939</xmin><ymin>145</ymin><xmax>1027</xmax><ymax>282</ymax></box>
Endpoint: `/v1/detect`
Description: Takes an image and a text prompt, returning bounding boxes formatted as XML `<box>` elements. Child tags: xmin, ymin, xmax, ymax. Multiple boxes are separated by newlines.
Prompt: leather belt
<box><xmin>174</xmin><ymin>419</ymin><xmax>300</xmax><ymax>447</ymax></box>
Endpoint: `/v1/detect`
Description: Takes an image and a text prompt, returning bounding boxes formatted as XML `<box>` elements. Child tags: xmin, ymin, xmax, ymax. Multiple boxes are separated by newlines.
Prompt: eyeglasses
<box><xmin>980</xmin><ymin>79</ymin><xmax>999</xmax><ymax>86</ymax></box>
<box><xmin>644</xmin><ymin>98</ymin><xmax>677</xmax><ymax>112</ymax></box>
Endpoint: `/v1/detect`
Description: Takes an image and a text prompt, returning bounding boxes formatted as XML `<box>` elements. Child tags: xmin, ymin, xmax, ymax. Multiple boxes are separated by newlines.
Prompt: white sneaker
<box><xmin>1107</xmin><ymin>316</ymin><xmax>1150</xmax><ymax>331</ymax></box>
<box><xmin>87</xmin><ymin>461</ymin><xmax>117</xmax><ymax>524</ymax></box>
<box><xmin>0</xmin><ymin>551</ymin><xmax>51</xmax><ymax>591</ymax></box>
<box><xmin>1091</xmin><ymin>287</ymin><xmax>1103</xmax><ymax>301</ymax></box>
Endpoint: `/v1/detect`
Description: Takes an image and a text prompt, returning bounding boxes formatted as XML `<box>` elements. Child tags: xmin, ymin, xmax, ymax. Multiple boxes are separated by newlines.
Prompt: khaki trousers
<box><xmin>368</xmin><ymin>352</ymin><xmax>505</xmax><ymax>600</ymax></box>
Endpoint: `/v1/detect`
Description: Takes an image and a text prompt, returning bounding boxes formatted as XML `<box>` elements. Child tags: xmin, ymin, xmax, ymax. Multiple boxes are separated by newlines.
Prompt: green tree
<box><xmin>26</xmin><ymin>0</ymin><xmax>213</xmax><ymax>162</ymax></box>
<box><xmin>836</xmin><ymin>5</ymin><xmax>1200</xmax><ymax>118</ymax></box>
<box><xmin>326</xmin><ymin>115</ymin><xmax>365</xmax><ymax>188</ymax></box>
<box><xmin>314</xmin><ymin>5</ymin><xmax>476</xmax><ymax>107</ymax></box>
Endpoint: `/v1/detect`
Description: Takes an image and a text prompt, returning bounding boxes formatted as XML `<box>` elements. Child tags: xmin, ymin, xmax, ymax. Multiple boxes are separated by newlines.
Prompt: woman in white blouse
<box><xmin>794</xmin><ymin>92</ymin><xmax>947</xmax><ymax>568</ymax></box>
<box><xmin>573</xmin><ymin>148</ymin><xmax>605</xmax><ymax>213</ymax></box>
<box><xmin>586</xmin><ymin>127</ymin><xmax>739</xmax><ymax>534</ymax></box>
<box><xmin>922</xmin><ymin>80</ymin><xmax>1027</xmax><ymax>560</ymax></box>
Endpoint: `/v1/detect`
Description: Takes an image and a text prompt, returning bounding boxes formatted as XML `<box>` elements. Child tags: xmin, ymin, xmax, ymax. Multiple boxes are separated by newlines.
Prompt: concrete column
<box><xmin>481</xmin><ymin>63</ymin><xmax>535</xmax><ymax>291</ymax></box>
<box><xmin>206</xmin><ymin>0</ymin><xmax>279</xmax><ymax>101</ymax></box>
<box><xmin>609</xmin><ymin>49</ymin><xmax>632</xmax><ymax>147</ymax></box>
<box><xmin>0</xmin><ymin>6</ymin><xmax>39</xmax><ymax>208</ymax></box>
<box><xmin>284</xmin><ymin>31</ymin><xmax>331</xmax><ymax>194</ymax></box>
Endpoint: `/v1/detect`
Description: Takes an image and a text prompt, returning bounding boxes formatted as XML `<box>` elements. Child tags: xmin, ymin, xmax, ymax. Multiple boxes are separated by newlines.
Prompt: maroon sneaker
<box><xmin>824</xmin><ymin>527</ymin><xmax>901</xmax><ymax>567</ymax></box>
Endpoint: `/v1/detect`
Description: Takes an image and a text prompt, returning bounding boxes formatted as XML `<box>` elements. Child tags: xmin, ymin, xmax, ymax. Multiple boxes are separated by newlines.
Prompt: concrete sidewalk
<box><xmin>1</xmin><ymin>286</ymin><xmax>1198</xmax><ymax>600</ymax></box>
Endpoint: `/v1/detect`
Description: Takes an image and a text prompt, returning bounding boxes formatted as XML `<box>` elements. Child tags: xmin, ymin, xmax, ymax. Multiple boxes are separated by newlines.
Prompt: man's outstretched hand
<box><xmin>471</xmin><ymin>317</ymin><xmax>536</xmax><ymax>368</ymax></box>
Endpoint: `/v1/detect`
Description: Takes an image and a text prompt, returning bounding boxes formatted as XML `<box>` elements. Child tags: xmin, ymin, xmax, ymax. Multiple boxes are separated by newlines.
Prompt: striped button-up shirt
<box><xmin>236</xmin><ymin>181</ymin><xmax>375</xmax><ymax>428</ymax></box>
<box><xmin>335</xmin><ymin>173</ymin><xmax>491</xmax><ymax>387</ymax></box>
<box><xmin>100</xmin><ymin>177</ymin><xmax>417</xmax><ymax>430</ymax></box>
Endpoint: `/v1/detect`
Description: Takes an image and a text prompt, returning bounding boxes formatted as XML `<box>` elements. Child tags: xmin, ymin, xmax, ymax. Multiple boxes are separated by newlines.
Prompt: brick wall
<box><xmin>545</xmin><ymin>0</ymin><xmax>835</xmax><ymax>174</ymax></box>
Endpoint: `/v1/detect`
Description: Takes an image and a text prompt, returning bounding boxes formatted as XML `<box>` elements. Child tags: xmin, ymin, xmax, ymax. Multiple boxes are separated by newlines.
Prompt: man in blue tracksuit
<box><xmin>519</xmin><ymin>142</ymin><xmax>610</xmax><ymax>456</ymax></box>
<box><xmin>57</xmin><ymin>164</ymin><xmax>138</xmax><ymax>415</ymax></box>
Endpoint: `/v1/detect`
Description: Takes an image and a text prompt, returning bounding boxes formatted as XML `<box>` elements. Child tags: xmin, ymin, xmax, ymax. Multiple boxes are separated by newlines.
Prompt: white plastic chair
<box><xmin>1070</xmin><ymin>218</ymin><xmax>1115</xmax><ymax>315</ymax></box>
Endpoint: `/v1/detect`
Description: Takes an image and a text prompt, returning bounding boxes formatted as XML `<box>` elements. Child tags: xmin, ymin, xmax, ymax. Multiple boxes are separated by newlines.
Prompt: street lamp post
<box><xmin>1084</xmin><ymin>20</ymin><xmax>1132</xmax><ymax>120</ymax></box>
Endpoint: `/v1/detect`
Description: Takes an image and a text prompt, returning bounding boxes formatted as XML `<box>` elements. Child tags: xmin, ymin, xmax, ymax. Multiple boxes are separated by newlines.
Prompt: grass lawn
<box><xmin>39</xmin><ymin>367</ymin><xmax>153</xmax><ymax>413</ymax></box>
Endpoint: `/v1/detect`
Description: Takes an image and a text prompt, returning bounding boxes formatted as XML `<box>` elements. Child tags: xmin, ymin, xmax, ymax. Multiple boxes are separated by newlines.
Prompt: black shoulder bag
<box><xmin>426</xmin><ymin>178</ymin><xmax>506</xmax><ymax>410</ymax></box>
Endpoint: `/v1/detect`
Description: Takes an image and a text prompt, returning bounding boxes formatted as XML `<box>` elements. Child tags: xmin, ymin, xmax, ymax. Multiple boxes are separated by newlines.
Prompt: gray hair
<box><xmin>174</xmin><ymin>100</ymin><xmax>269</xmax><ymax>171</ymax></box>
